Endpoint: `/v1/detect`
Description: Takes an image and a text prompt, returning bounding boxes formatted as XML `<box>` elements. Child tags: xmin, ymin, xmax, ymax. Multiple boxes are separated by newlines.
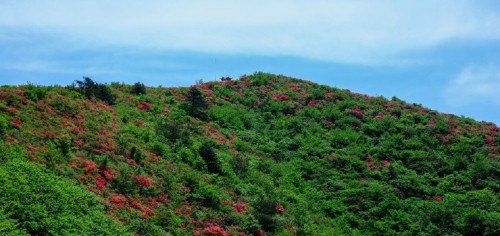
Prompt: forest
<box><xmin>0</xmin><ymin>72</ymin><xmax>498</xmax><ymax>235</ymax></box>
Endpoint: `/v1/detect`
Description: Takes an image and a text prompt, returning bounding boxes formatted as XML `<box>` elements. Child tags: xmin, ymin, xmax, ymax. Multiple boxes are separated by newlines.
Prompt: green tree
<box><xmin>199</xmin><ymin>141</ymin><xmax>221</xmax><ymax>174</ymax></box>
<box><xmin>130</xmin><ymin>82</ymin><xmax>147</xmax><ymax>95</ymax></box>
<box><xmin>186</xmin><ymin>86</ymin><xmax>208</xmax><ymax>120</ymax></box>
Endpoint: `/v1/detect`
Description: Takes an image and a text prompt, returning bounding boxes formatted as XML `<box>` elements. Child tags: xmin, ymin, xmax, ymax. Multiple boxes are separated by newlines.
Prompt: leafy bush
<box><xmin>73</xmin><ymin>77</ymin><xmax>116</xmax><ymax>105</ymax></box>
<box><xmin>0</xmin><ymin>150</ymin><xmax>130</xmax><ymax>235</ymax></box>
<box><xmin>130</xmin><ymin>82</ymin><xmax>147</xmax><ymax>95</ymax></box>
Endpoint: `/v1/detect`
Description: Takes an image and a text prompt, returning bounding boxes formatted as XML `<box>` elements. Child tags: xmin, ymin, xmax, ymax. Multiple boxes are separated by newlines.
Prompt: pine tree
<box><xmin>186</xmin><ymin>86</ymin><xmax>208</xmax><ymax>120</ymax></box>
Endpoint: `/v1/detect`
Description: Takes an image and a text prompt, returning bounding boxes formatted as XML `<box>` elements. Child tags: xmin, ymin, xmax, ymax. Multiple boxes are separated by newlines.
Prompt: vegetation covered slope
<box><xmin>0</xmin><ymin>72</ymin><xmax>499</xmax><ymax>235</ymax></box>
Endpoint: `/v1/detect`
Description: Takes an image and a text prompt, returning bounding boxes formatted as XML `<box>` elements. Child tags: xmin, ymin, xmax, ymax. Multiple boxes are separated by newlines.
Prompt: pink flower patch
<box><xmin>433</xmin><ymin>196</ymin><xmax>443</xmax><ymax>202</ymax></box>
<box><xmin>324</xmin><ymin>118</ymin><xmax>334</xmax><ymax>126</ymax></box>
<box><xmin>485</xmin><ymin>136</ymin><xmax>494</xmax><ymax>144</ymax></box>
<box><xmin>95</xmin><ymin>176</ymin><xmax>107</xmax><ymax>189</ymax></box>
<box><xmin>381</xmin><ymin>160</ymin><xmax>391</xmax><ymax>167</ymax></box>
<box><xmin>232</xmin><ymin>201</ymin><xmax>248</xmax><ymax>214</ymax></box>
<box><xmin>351</xmin><ymin>107</ymin><xmax>364</xmax><ymax>119</ymax></box>
<box><xmin>80</xmin><ymin>160</ymin><xmax>98</xmax><ymax>172</ymax></box>
<box><xmin>91</xmin><ymin>148</ymin><xmax>104</xmax><ymax>155</ymax></box>
<box><xmin>136</xmin><ymin>101</ymin><xmax>153</xmax><ymax>112</ymax></box>
<box><xmin>110</xmin><ymin>195</ymin><xmax>127</xmax><ymax>207</ymax></box>
<box><xmin>11</xmin><ymin>117</ymin><xmax>22</xmax><ymax>129</ymax></box>
<box><xmin>136</xmin><ymin>176</ymin><xmax>153</xmax><ymax>188</ymax></box>
<box><xmin>102</xmin><ymin>169</ymin><xmax>116</xmax><ymax>180</ymax></box>
<box><xmin>7</xmin><ymin>136</ymin><xmax>18</xmax><ymax>142</ymax></box>
<box><xmin>276</xmin><ymin>204</ymin><xmax>285</xmax><ymax>214</ymax></box>
<box><xmin>73</xmin><ymin>139</ymin><xmax>84</xmax><ymax>147</ymax></box>
<box><xmin>6</xmin><ymin>107</ymin><xmax>16</xmax><ymax>113</ymax></box>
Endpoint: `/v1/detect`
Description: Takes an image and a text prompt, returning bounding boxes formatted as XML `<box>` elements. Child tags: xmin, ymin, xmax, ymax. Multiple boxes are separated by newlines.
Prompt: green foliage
<box><xmin>0</xmin><ymin>208</ymin><xmax>29</xmax><ymax>236</ymax></box>
<box><xmin>73</xmin><ymin>76</ymin><xmax>116</xmax><ymax>105</ymax></box>
<box><xmin>199</xmin><ymin>140</ymin><xmax>221</xmax><ymax>174</ymax></box>
<box><xmin>0</xmin><ymin>73</ymin><xmax>498</xmax><ymax>235</ymax></box>
<box><xmin>185</xmin><ymin>86</ymin><xmax>208</xmax><ymax>120</ymax></box>
<box><xmin>130</xmin><ymin>82</ymin><xmax>147</xmax><ymax>95</ymax></box>
<box><xmin>0</xmin><ymin>116</ymin><xmax>7</xmax><ymax>137</ymax></box>
<box><xmin>0</xmin><ymin>146</ymin><xmax>130</xmax><ymax>235</ymax></box>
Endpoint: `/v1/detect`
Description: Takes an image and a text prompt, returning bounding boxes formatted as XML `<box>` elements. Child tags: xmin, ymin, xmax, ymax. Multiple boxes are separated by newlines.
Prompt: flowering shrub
<box><xmin>202</xmin><ymin>222</ymin><xmax>231</xmax><ymax>236</ymax></box>
<box><xmin>351</xmin><ymin>107</ymin><xmax>364</xmax><ymax>119</ymax></box>
<box><xmin>110</xmin><ymin>195</ymin><xmax>127</xmax><ymax>207</ymax></box>
<box><xmin>136</xmin><ymin>176</ymin><xmax>153</xmax><ymax>188</ymax></box>
<box><xmin>79</xmin><ymin>160</ymin><xmax>98</xmax><ymax>173</ymax></box>
<box><xmin>73</xmin><ymin>139</ymin><xmax>84</xmax><ymax>146</ymax></box>
<box><xmin>95</xmin><ymin>176</ymin><xmax>107</xmax><ymax>189</ymax></box>
<box><xmin>11</xmin><ymin>117</ymin><xmax>22</xmax><ymax>129</ymax></box>
<box><xmin>276</xmin><ymin>204</ymin><xmax>285</xmax><ymax>214</ymax></box>
<box><xmin>102</xmin><ymin>169</ymin><xmax>116</xmax><ymax>180</ymax></box>
<box><xmin>136</xmin><ymin>101</ymin><xmax>152</xmax><ymax>112</ymax></box>
<box><xmin>433</xmin><ymin>196</ymin><xmax>443</xmax><ymax>202</ymax></box>
<box><xmin>232</xmin><ymin>201</ymin><xmax>248</xmax><ymax>214</ymax></box>
<box><xmin>381</xmin><ymin>160</ymin><xmax>391</xmax><ymax>167</ymax></box>
<box><xmin>92</xmin><ymin>148</ymin><xmax>104</xmax><ymax>155</ymax></box>
<box><xmin>485</xmin><ymin>136</ymin><xmax>494</xmax><ymax>144</ymax></box>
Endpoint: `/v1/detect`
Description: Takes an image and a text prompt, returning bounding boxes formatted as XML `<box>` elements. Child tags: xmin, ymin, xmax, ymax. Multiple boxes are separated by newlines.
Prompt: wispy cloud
<box><xmin>444</xmin><ymin>64</ymin><xmax>500</xmax><ymax>107</ymax></box>
<box><xmin>1</xmin><ymin>0</ymin><xmax>499</xmax><ymax>64</ymax></box>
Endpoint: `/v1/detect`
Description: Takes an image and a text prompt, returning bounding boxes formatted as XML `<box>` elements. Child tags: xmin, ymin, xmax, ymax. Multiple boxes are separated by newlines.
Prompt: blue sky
<box><xmin>1</xmin><ymin>1</ymin><xmax>500</xmax><ymax>124</ymax></box>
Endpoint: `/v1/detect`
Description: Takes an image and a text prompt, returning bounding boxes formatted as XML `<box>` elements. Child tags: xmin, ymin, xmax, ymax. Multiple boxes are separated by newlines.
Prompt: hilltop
<box><xmin>0</xmin><ymin>72</ymin><xmax>499</xmax><ymax>235</ymax></box>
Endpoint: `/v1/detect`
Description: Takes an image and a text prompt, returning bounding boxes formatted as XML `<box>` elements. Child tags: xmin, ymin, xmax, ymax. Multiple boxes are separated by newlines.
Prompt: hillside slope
<box><xmin>0</xmin><ymin>72</ymin><xmax>499</xmax><ymax>235</ymax></box>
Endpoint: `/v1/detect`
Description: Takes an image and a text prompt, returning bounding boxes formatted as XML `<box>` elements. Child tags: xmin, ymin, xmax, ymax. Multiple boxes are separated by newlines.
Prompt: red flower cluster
<box><xmin>136</xmin><ymin>176</ymin><xmax>153</xmax><ymax>188</ymax></box>
<box><xmin>101</xmin><ymin>143</ymin><xmax>114</xmax><ymax>152</ymax></box>
<box><xmin>366</xmin><ymin>155</ymin><xmax>376</xmax><ymax>170</ymax></box>
<box><xmin>433</xmin><ymin>196</ymin><xmax>443</xmax><ymax>202</ymax></box>
<box><xmin>73</xmin><ymin>139</ymin><xmax>84</xmax><ymax>147</ymax></box>
<box><xmin>202</xmin><ymin>223</ymin><xmax>230</xmax><ymax>236</ymax></box>
<box><xmin>232</xmin><ymin>201</ymin><xmax>248</xmax><ymax>214</ymax></box>
<box><xmin>11</xmin><ymin>117</ymin><xmax>22</xmax><ymax>129</ymax></box>
<box><xmin>273</xmin><ymin>94</ymin><xmax>290</xmax><ymax>101</ymax></box>
<box><xmin>381</xmin><ymin>160</ymin><xmax>391</xmax><ymax>167</ymax></box>
<box><xmin>136</xmin><ymin>101</ymin><xmax>153</xmax><ymax>112</ymax></box>
<box><xmin>7</xmin><ymin>136</ymin><xmax>18</xmax><ymax>142</ymax></box>
<box><xmin>488</xmin><ymin>125</ymin><xmax>499</xmax><ymax>133</ymax></box>
<box><xmin>157</xmin><ymin>194</ymin><xmax>170</xmax><ymax>204</ymax></box>
<box><xmin>95</xmin><ymin>176</ymin><xmax>107</xmax><ymax>189</ymax></box>
<box><xmin>148</xmin><ymin>198</ymin><xmax>159</xmax><ymax>208</ymax></box>
<box><xmin>110</xmin><ymin>195</ymin><xmax>127</xmax><ymax>207</ymax></box>
<box><xmin>102</xmin><ymin>169</ymin><xmax>116</xmax><ymax>180</ymax></box>
<box><xmin>276</xmin><ymin>204</ymin><xmax>285</xmax><ymax>214</ymax></box>
<box><xmin>485</xmin><ymin>136</ymin><xmax>494</xmax><ymax>144</ymax></box>
<box><xmin>80</xmin><ymin>160</ymin><xmax>98</xmax><ymax>172</ymax></box>
<box><xmin>324</xmin><ymin>118</ymin><xmax>334</xmax><ymax>126</ymax></box>
<box><xmin>485</xmin><ymin>135</ymin><xmax>497</xmax><ymax>154</ymax></box>
<box><xmin>92</xmin><ymin>148</ymin><xmax>104</xmax><ymax>155</ymax></box>
<box><xmin>351</xmin><ymin>107</ymin><xmax>364</xmax><ymax>119</ymax></box>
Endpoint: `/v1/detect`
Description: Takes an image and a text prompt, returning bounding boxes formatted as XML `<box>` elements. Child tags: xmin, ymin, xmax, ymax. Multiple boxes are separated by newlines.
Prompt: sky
<box><xmin>1</xmin><ymin>0</ymin><xmax>500</xmax><ymax>124</ymax></box>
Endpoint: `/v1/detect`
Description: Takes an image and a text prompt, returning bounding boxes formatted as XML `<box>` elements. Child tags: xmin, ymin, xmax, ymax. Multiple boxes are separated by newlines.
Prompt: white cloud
<box><xmin>444</xmin><ymin>64</ymin><xmax>500</xmax><ymax>107</ymax></box>
<box><xmin>0</xmin><ymin>0</ymin><xmax>499</xmax><ymax>64</ymax></box>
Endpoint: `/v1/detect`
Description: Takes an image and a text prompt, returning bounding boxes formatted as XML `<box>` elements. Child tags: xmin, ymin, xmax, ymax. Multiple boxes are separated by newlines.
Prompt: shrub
<box><xmin>0</xmin><ymin>156</ymin><xmax>131</xmax><ymax>235</ymax></box>
<box><xmin>199</xmin><ymin>141</ymin><xmax>221</xmax><ymax>174</ymax></box>
<box><xmin>130</xmin><ymin>82</ymin><xmax>147</xmax><ymax>95</ymax></box>
<box><xmin>73</xmin><ymin>77</ymin><xmax>115</xmax><ymax>105</ymax></box>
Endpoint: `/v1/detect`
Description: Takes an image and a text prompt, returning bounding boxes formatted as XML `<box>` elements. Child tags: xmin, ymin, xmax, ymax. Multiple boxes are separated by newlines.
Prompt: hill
<box><xmin>0</xmin><ymin>72</ymin><xmax>499</xmax><ymax>235</ymax></box>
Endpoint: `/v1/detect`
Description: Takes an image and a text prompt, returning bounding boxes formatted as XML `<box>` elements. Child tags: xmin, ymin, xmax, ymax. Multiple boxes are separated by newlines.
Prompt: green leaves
<box><xmin>0</xmin><ymin>155</ymin><xmax>130</xmax><ymax>235</ymax></box>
